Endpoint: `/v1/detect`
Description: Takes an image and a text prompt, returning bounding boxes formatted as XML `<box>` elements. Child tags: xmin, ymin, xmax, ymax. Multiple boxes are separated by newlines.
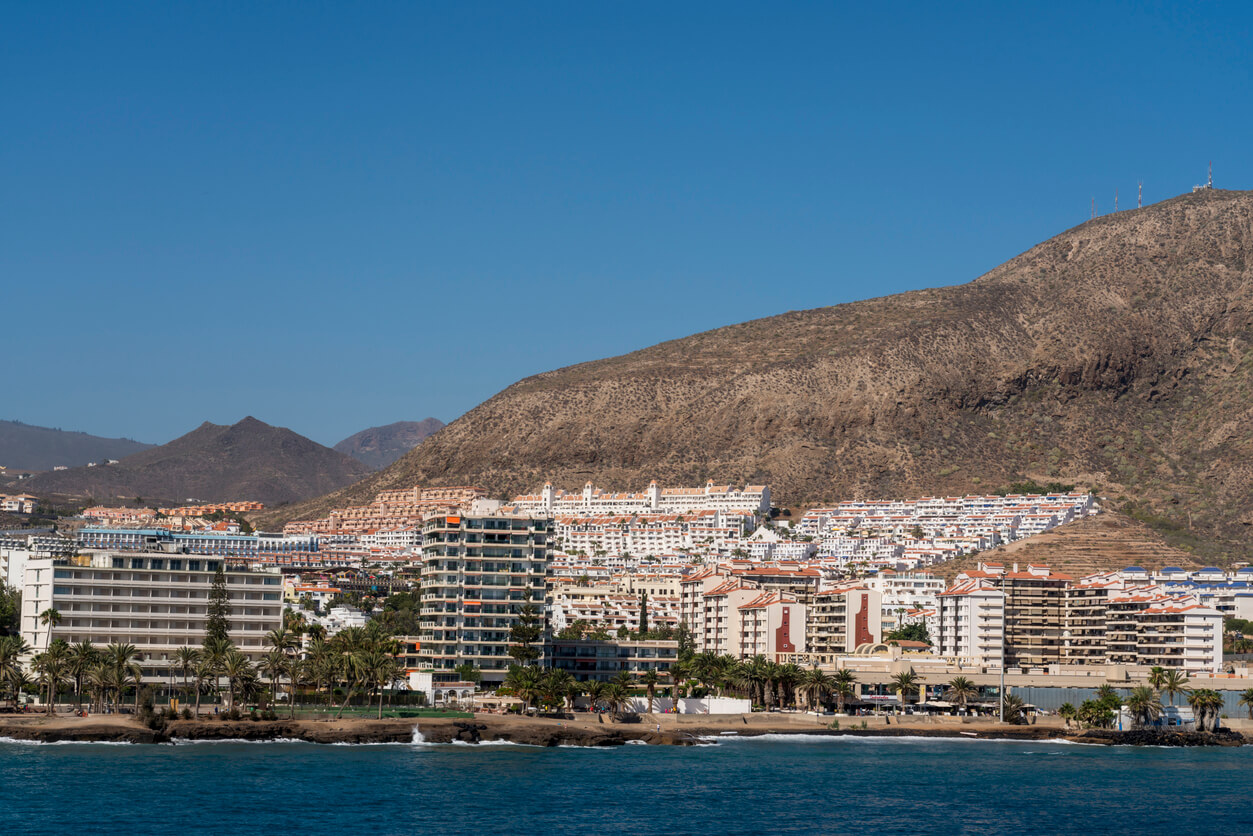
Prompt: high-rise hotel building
<box><xmin>418</xmin><ymin>514</ymin><xmax>550</xmax><ymax>685</ymax></box>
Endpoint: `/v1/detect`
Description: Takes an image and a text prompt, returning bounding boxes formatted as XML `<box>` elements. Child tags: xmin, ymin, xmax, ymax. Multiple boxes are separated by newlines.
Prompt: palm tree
<box><xmin>668</xmin><ymin>660</ymin><xmax>688</xmax><ymax>714</ymax></box>
<box><xmin>776</xmin><ymin>663</ymin><xmax>804</xmax><ymax>709</ymax></box>
<box><xmin>356</xmin><ymin>648</ymin><xmax>401</xmax><ymax>719</ymax></box>
<box><xmin>259</xmin><ymin>650</ymin><xmax>289</xmax><ymax>710</ymax></box>
<box><xmin>1187</xmin><ymin>689</ymin><xmax>1225</xmax><ymax>732</ymax></box>
<box><xmin>1001</xmin><ymin>693</ymin><xmax>1027</xmax><ymax>724</ymax></box>
<box><xmin>105</xmin><ymin>643</ymin><xmax>140</xmax><ymax>714</ymax></box>
<box><xmin>173</xmin><ymin>647</ymin><xmax>201</xmax><ymax>706</ymax></box>
<box><xmin>0</xmin><ymin>635</ymin><xmax>31</xmax><ymax>710</ymax></box>
<box><xmin>1147</xmin><ymin>666</ymin><xmax>1167</xmax><ymax>692</ymax></box>
<box><xmin>604</xmin><ymin>682</ymin><xmax>631</xmax><ymax>720</ymax></box>
<box><xmin>1237</xmin><ymin>688</ymin><xmax>1253</xmax><ymax>720</ymax></box>
<box><xmin>1125</xmin><ymin>685</ymin><xmax>1164</xmax><ymax>730</ymax></box>
<box><xmin>890</xmin><ymin>671</ymin><xmax>920</xmax><ymax>711</ymax></box>
<box><xmin>38</xmin><ymin>607</ymin><xmax>62</xmax><ymax>643</ymax></box>
<box><xmin>832</xmin><ymin>669</ymin><xmax>858</xmax><ymax>714</ymax></box>
<box><xmin>798</xmin><ymin>667</ymin><xmax>833</xmax><ymax>712</ymax></box>
<box><xmin>1094</xmin><ymin>684</ymin><xmax>1121</xmax><ymax>708</ymax></box>
<box><xmin>1058</xmin><ymin>702</ymin><xmax>1077</xmax><ymax>730</ymax></box>
<box><xmin>193</xmin><ymin>658</ymin><xmax>215</xmax><ymax>717</ymax></box>
<box><xmin>945</xmin><ymin>676</ymin><xmax>978</xmax><ymax>712</ymax></box>
<box><xmin>1161</xmin><ymin>670</ymin><xmax>1190</xmax><ymax>706</ymax></box>
<box><xmin>503</xmin><ymin>665</ymin><xmax>544</xmax><ymax>712</ymax></box>
<box><xmin>585</xmin><ymin>680</ymin><xmax>609</xmax><ymax>713</ymax></box>
<box><xmin>543</xmin><ymin>669</ymin><xmax>577</xmax><ymax>712</ymax></box>
<box><xmin>222</xmin><ymin>649</ymin><xmax>254</xmax><ymax>712</ymax></box>
<box><xmin>640</xmin><ymin>669</ymin><xmax>662</xmax><ymax>714</ymax></box>
<box><xmin>68</xmin><ymin>641</ymin><xmax>99</xmax><ymax>708</ymax></box>
<box><xmin>266</xmin><ymin>627</ymin><xmax>299</xmax><ymax>716</ymax></box>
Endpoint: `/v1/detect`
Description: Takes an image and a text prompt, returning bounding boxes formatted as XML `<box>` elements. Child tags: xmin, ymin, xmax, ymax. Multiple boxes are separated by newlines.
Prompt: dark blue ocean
<box><xmin>2</xmin><ymin>734</ymin><xmax>1250</xmax><ymax>835</ymax></box>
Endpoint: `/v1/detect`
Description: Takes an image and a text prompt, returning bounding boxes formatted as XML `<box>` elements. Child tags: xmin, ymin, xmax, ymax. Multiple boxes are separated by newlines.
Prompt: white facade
<box><xmin>937</xmin><ymin>579</ymin><xmax>1005</xmax><ymax>667</ymax></box>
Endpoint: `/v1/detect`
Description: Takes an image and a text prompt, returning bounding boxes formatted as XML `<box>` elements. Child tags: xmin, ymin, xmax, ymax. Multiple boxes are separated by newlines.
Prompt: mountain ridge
<box><xmin>333</xmin><ymin>419</ymin><xmax>445</xmax><ymax>470</ymax></box>
<box><xmin>24</xmin><ymin>417</ymin><xmax>370</xmax><ymax>506</ymax></box>
<box><xmin>260</xmin><ymin>189</ymin><xmax>1253</xmax><ymax>563</ymax></box>
<box><xmin>0</xmin><ymin>420</ymin><xmax>153</xmax><ymax>472</ymax></box>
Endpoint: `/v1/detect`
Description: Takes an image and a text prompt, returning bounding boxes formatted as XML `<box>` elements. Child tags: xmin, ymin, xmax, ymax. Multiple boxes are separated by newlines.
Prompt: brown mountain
<box><xmin>333</xmin><ymin>419</ymin><xmax>445</xmax><ymax>470</ymax></box>
<box><xmin>26</xmin><ymin>417</ymin><xmax>370</xmax><ymax>506</ymax></box>
<box><xmin>264</xmin><ymin>189</ymin><xmax>1253</xmax><ymax>563</ymax></box>
<box><xmin>0</xmin><ymin>420</ymin><xmax>153</xmax><ymax>472</ymax></box>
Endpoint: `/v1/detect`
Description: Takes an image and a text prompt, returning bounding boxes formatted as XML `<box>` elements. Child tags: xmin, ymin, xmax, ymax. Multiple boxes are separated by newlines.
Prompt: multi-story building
<box><xmin>509</xmin><ymin>480</ymin><xmax>771</xmax><ymax>517</ymax></box>
<box><xmin>806</xmin><ymin>587</ymin><xmax>882</xmax><ymax>660</ymax></box>
<box><xmin>418</xmin><ymin>514</ymin><xmax>550</xmax><ymax>685</ymax></box>
<box><xmin>20</xmin><ymin>551</ymin><xmax>283</xmax><ymax>676</ymax></box>
<box><xmin>78</xmin><ymin>527</ymin><xmax>318</xmax><ymax>560</ymax></box>
<box><xmin>1135</xmin><ymin>599</ymin><xmax>1222</xmax><ymax>673</ymax></box>
<box><xmin>1061</xmin><ymin>572</ymin><xmax>1126</xmax><ymax>665</ymax></box>
<box><xmin>737</xmin><ymin>593</ymin><xmax>806</xmax><ymax>659</ymax></box>
<box><xmin>548</xmin><ymin>638</ymin><xmax>677</xmax><ymax>681</ymax></box>
<box><xmin>998</xmin><ymin>566</ymin><xmax>1071</xmax><ymax>670</ymax></box>
<box><xmin>936</xmin><ymin>578</ymin><xmax>1005</xmax><ymax>667</ymax></box>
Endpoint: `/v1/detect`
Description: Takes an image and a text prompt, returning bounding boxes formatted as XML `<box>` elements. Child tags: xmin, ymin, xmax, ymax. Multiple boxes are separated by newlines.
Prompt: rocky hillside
<box><xmin>25</xmin><ymin>417</ymin><xmax>370</xmax><ymax>506</ymax></box>
<box><xmin>0</xmin><ymin>420</ymin><xmax>153</xmax><ymax>472</ymax></box>
<box><xmin>333</xmin><ymin>418</ymin><xmax>445</xmax><ymax>470</ymax></box>
<box><xmin>267</xmin><ymin>190</ymin><xmax>1253</xmax><ymax>563</ymax></box>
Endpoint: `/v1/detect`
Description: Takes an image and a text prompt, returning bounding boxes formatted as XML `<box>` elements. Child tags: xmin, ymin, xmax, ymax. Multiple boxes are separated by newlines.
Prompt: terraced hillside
<box><xmin>932</xmin><ymin>512</ymin><xmax>1207</xmax><ymax>583</ymax></box>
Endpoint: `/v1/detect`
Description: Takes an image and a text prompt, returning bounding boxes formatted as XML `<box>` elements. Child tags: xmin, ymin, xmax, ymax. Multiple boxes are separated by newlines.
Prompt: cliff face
<box><xmin>270</xmin><ymin>190</ymin><xmax>1253</xmax><ymax>560</ymax></box>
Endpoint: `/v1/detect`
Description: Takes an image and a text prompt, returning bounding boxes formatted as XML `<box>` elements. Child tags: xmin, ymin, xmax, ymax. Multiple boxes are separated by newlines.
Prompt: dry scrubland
<box><xmin>265</xmin><ymin>190</ymin><xmax>1253</xmax><ymax>565</ymax></box>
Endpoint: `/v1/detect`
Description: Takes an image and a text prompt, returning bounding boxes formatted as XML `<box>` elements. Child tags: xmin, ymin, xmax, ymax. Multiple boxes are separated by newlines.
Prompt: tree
<box><xmin>503</xmin><ymin>664</ymin><xmax>543</xmax><ymax>711</ymax></box>
<box><xmin>890</xmin><ymin>672</ymin><xmax>920</xmax><ymax>709</ymax></box>
<box><xmin>886</xmin><ymin>622</ymin><xmax>931</xmax><ymax>645</ymax></box>
<box><xmin>945</xmin><ymin>676</ymin><xmax>978</xmax><ymax>711</ymax></box>
<box><xmin>1077</xmin><ymin>699</ymin><xmax>1114</xmax><ymax>729</ymax></box>
<box><xmin>1147</xmin><ymin>666</ymin><xmax>1167</xmax><ymax>692</ymax></box>
<box><xmin>1237</xmin><ymin>688</ymin><xmax>1253</xmax><ymax>720</ymax></box>
<box><xmin>1094</xmin><ymin>685</ymin><xmax>1122</xmax><ymax>712</ymax></box>
<box><xmin>676</xmin><ymin>621</ymin><xmax>695</xmax><ymax>661</ymax></box>
<box><xmin>638</xmin><ymin>591</ymin><xmax>648</xmax><ymax>635</ymax></box>
<box><xmin>604</xmin><ymin>682</ymin><xmax>631</xmax><ymax>720</ymax></box>
<box><xmin>507</xmin><ymin>594</ymin><xmax>543</xmax><ymax>666</ymax></box>
<box><xmin>173</xmin><ymin>646</ymin><xmax>201</xmax><ymax>704</ymax></box>
<box><xmin>1058</xmin><ymin>702</ymin><xmax>1077</xmax><ymax>730</ymax></box>
<box><xmin>640</xmin><ymin>669</ymin><xmax>661</xmax><ymax>714</ymax></box>
<box><xmin>454</xmin><ymin>663</ymin><xmax>482</xmax><ymax>684</ymax></box>
<box><xmin>1187</xmin><ymin>689</ymin><xmax>1225</xmax><ymax>733</ymax></box>
<box><xmin>798</xmin><ymin>667</ymin><xmax>833</xmax><ymax>712</ymax></box>
<box><xmin>266</xmin><ymin>627</ymin><xmax>299</xmax><ymax>717</ymax></box>
<box><xmin>205</xmin><ymin>566</ymin><xmax>231</xmax><ymax>645</ymax></box>
<box><xmin>0</xmin><ymin>635</ymin><xmax>32</xmax><ymax>710</ymax></box>
<box><xmin>668</xmin><ymin>660</ymin><xmax>688</xmax><ymax>714</ymax></box>
<box><xmin>39</xmin><ymin>607</ymin><xmax>62</xmax><ymax>641</ymax></box>
<box><xmin>69</xmin><ymin>641</ymin><xmax>100</xmax><ymax>707</ymax></box>
<box><xmin>0</xmin><ymin>582</ymin><xmax>21</xmax><ymax>637</ymax></box>
<box><xmin>1126</xmin><ymin>685</ymin><xmax>1164</xmax><ymax>730</ymax></box>
<box><xmin>832</xmin><ymin>669</ymin><xmax>858</xmax><ymax>714</ymax></box>
<box><xmin>1001</xmin><ymin>693</ymin><xmax>1028</xmax><ymax>724</ymax></box>
<box><xmin>542</xmin><ymin>669</ymin><xmax>577</xmax><ymax>711</ymax></box>
<box><xmin>1161</xmin><ymin>670</ymin><xmax>1190</xmax><ymax>706</ymax></box>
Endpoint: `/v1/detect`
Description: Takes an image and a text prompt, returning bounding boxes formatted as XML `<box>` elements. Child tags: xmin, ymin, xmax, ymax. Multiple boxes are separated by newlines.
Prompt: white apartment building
<box><xmin>510</xmin><ymin>480</ymin><xmax>771</xmax><ymax>517</ymax></box>
<box><xmin>862</xmin><ymin>571</ymin><xmax>946</xmax><ymax>613</ymax></box>
<box><xmin>20</xmin><ymin>551</ymin><xmax>283</xmax><ymax>676</ymax></box>
<box><xmin>1136</xmin><ymin>599</ymin><xmax>1223</xmax><ymax>673</ymax></box>
<box><xmin>937</xmin><ymin>578</ymin><xmax>1005</xmax><ymax>667</ymax></box>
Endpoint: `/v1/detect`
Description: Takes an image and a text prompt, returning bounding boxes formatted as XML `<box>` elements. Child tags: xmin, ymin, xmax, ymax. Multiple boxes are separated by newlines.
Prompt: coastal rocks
<box><xmin>0</xmin><ymin>722</ymin><xmax>166</xmax><ymax>745</ymax></box>
<box><xmin>1072</xmin><ymin>728</ymin><xmax>1245</xmax><ymax>747</ymax></box>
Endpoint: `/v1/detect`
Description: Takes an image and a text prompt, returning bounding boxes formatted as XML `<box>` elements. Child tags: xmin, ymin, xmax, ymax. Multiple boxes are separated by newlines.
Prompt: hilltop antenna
<box><xmin>1091</xmin><ymin>197</ymin><xmax>1096</xmax><ymax>220</ymax></box>
<box><xmin>1209</xmin><ymin>160</ymin><xmax>1213</xmax><ymax>189</ymax></box>
<box><xmin>1115</xmin><ymin>189</ymin><xmax>1119</xmax><ymax>212</ymax></box>
<box><xmin>1138</xmin><ymin>180</ymin><xmax>1143</xmax><ymax>208</ymax></box>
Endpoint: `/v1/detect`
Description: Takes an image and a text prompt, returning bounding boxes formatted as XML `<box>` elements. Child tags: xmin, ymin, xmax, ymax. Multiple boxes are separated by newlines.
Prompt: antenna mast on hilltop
<box><xmin>1209</xmin><ymin>160</ymin><xmax>1213</xmax><ymax>189</ymax></box>
<box><xmin>1115</xmin><ymin>189</ymin><xmax>1119</xmax><ymax>212</ymax></box>
<box><xmin>1091</xmin><ymin>197</ymin><xmax>1096</xmax><ymax>220</ymax></box>
<box><xmin>1138</xmin><ymin>181</ymin><xmax>1143</xmax><ymax>208</ymax></box>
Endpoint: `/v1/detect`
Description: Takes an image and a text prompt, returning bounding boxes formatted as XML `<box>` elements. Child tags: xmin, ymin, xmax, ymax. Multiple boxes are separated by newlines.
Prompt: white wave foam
<box><xmin>0</xmin><ymin>736</ymin><xmax>133</xmax><ymax>746</ymax></box>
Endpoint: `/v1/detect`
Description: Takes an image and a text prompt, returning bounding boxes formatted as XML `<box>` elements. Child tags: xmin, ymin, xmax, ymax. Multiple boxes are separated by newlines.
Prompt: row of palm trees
<box><xmin>1056</xmin><ymin>674</ymin><xmax>1235</xmax><ymax>732</ymax></box>
<box><xmin>1</xmin><ymin>621</ymin><xmax>407</xmax><ymax>720</ymax></box>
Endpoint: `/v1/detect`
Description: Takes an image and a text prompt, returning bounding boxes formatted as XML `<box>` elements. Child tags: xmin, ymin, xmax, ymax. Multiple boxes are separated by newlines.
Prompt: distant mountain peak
<box><xmin>333</xmin><ymin>419</ymin><xmax>445</xmax><ymax>470</ymax></box>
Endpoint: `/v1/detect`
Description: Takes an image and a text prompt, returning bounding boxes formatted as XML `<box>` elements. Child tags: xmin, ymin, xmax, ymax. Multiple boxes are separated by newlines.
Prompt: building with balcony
<box><xmin>418</xmin><ymin>514</ymin><xmax>550</xmax><ymax>685</ymax></box>
<box><xmin>936</xmin><ymin>578</ymin><xmax>1005</xmax><ymax>667</ymax></box>
<box><xmin>547</xmin><ymin>638</ymin><xmax>677</xmax><ymax>682</ymax></box>
<box><xmin>806</xmin><ymin>587</ymin><xmax>882</xmax><ymax>661</ymax></box>
<box><xmin>20</xmin><ymin>551</ymin><xmax>283</xmax><ymax>677</ymax></box>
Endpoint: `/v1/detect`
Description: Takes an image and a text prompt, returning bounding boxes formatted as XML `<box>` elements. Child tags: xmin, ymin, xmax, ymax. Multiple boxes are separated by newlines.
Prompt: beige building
<box><xmin>738</xmin><ymin>593</ymin><xmax>806</xmax><ymax>659</ymax></box>
<box><xmin>807</xmin><ymin>587</ymin><xmax>883</xmax><ymax>660</ymax></box>
<box><xmin>21</xmin><ymin>551</ymin><xmax>283</xmax><ymax>677</ymax></box>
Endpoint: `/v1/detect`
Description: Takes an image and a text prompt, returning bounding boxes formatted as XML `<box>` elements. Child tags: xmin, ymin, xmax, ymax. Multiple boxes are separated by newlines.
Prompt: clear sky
<box><xmin>3</xmin><ymin>2</ymin><xmax>1250</xmax><ymax>446</ymax></box>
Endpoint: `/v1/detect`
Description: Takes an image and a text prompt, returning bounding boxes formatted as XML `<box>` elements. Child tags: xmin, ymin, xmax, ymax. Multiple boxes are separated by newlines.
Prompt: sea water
<box><xmin>2</xmin><ymin>735</ymin><xmax>1250</xmax><ymax>834</ymax></box>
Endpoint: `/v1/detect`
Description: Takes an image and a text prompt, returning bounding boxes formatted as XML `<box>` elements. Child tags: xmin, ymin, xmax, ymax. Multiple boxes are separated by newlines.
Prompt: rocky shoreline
<box><xmin>1</xmin><ymin>716</ymin><xmax>1245</xmax><ymax>748</ymax></box>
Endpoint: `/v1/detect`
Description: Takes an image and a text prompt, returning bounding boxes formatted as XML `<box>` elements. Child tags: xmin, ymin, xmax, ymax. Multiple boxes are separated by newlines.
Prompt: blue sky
<box><xmin>3</xmin><ymin>2</ymin><xmax>1250</xmax><ymax>446</ymax></box>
